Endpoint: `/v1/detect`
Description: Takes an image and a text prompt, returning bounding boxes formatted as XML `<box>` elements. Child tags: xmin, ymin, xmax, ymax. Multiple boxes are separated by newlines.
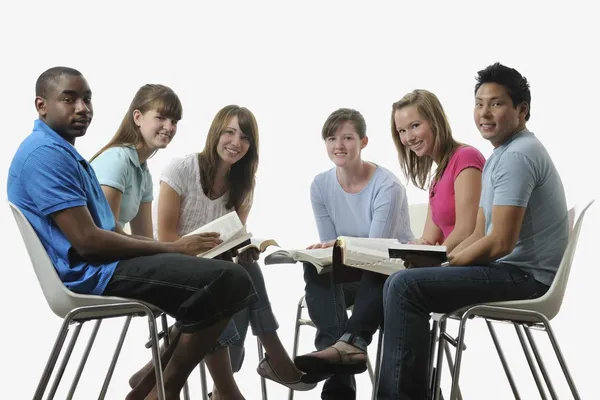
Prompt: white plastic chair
<box><xmin>9</xmin><ymin>201</ymin><xmax>169</xmax><ymax>400</ymax></box>
<box><xmin>430</xmin><ymin>200</ymin><xmax>594</xmax><ymax>400</ymax></box>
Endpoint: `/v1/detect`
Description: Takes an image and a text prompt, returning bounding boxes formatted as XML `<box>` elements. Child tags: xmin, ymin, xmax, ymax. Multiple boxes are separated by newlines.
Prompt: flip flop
<box><xmin>257</xmin><ymin>354</ymin><xmax>317</xmax><ymax>391</ymax></box>
<box><xmin>294</xmin><ymin>342</ymin><xmax>368</xmax><ymax>375</ymax></box>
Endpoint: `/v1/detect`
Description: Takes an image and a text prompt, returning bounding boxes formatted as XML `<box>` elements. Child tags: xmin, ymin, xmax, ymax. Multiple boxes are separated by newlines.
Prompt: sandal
<box><xmin>294</xmin><ymin>341</ymin><xmax>368</xmax><ymax>375</ymax></box>
<box><xmin>257</xmin><ymin>354</ymin><xmax>317</xmax><ymax>391</ymax></box>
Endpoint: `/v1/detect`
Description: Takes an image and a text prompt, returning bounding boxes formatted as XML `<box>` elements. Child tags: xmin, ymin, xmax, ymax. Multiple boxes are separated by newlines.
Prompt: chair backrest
<box><xmin>9</xmin><ymin>201</ymin><xmax>128</xmax><ymax>318</ymax></box>
<box><xmin>408</xmin><ymin>203</ymin><xmax>429</xmax><ymax>238</ymax></box>
<box><xmin>536</xmin><ymin>200</ymin><xmax>594</xmax><ymax>319</ymax></box>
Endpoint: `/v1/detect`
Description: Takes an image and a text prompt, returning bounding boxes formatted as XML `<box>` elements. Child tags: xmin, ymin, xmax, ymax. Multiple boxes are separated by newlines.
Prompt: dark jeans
<box><xmin>377</xmin><ymin>263</ymin><xmax>550</xmax><ymax>400</ymax></box>
<box><xmin>303</xmin><ymin>262</ymin><xmax>386</xmax><ymax>398</ymax></box>
<box><xmin>103</xmin><ymin>253</ymin><xmax>258</xmax><ymax>333</ymax></box>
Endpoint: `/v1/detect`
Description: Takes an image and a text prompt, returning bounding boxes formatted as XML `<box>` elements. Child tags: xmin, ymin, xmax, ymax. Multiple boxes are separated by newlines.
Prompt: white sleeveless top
<box><xmin>153</xmin><ymin>153</ymin><xmax>252</xmax><ymax>239</ymax></box>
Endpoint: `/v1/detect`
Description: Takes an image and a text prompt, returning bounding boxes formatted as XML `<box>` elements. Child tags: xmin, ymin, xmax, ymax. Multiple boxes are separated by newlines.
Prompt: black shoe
<box><xmin>294</xmin><ymin>344</ymin><xmax>368</xmax><ymax>376</ymax></box>
<box><xmin>321</xmin><ymin>374</ymin><xmax>356</xmax><ymax>400</ymax></box>
<box><xmin>300</xmin><ymin>371</ymin><xmax>334</xmax><ymax>384</ymax></box>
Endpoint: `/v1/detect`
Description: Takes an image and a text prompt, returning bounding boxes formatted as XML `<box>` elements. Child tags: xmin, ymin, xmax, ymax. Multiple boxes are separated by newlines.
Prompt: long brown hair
<box><xmin>391</xmin><ymin>89</ymin><xmax>460</xmax><ymax>190</ymax></box>
<box><xmin>90</xmin><ymin>84</ymin><xmax>182</xmax><ymax>162</ymax></box>
<box><xmin>198</xmin><ymin>105</ymin><xmax>259</xmax><ymax>211</ymax></box>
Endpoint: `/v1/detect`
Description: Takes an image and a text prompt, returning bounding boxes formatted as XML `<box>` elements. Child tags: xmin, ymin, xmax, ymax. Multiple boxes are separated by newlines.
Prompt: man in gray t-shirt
<box><xmin>480</xmin><ymin>128</ymin><xmax>568</xmax><ymax>286</ymax></box>
<box><xmin>377</xmin><ymin>63</ymin><xmax>569</xmax><ymax>400</ymax></box>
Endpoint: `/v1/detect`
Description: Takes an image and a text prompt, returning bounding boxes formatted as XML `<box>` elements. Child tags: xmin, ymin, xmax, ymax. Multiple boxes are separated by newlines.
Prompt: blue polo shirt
<box><xmin>7</xmin><ymin>119</ymin><xmax>119</xmax><ymax>295</ymax></box>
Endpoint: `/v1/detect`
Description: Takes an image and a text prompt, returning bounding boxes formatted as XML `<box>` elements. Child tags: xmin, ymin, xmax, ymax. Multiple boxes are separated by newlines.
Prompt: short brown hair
<box><xmin>321</xmin><ymin>108</ymin><xmax>366</xmax><ymax>140</ymax></box>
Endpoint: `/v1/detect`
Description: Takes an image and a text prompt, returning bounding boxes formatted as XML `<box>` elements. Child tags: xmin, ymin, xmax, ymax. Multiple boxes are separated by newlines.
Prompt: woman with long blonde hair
<box><xmin>391</xmin><ymin>89</ymin><xmax>485</xmax><ymax>255</ymax></box>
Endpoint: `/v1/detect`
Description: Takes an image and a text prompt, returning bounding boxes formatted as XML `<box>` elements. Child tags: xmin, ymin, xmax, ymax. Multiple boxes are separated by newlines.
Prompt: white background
<box><xmin>1</xmin><ymin>1</ymin><xmax>599</xmax><ymax>399</ymax></box>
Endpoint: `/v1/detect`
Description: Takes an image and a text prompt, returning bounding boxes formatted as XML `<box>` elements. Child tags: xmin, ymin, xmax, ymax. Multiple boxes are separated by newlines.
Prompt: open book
<box><xmin>334</xmin><ymin>237</ymin><xmax>407</xmax><ymax>276</ymax></box>
<box><xmin>237</xmin><ymin>237</ymin><xmax>280</xmax><ymax>254</ymax></box>
<box><xmin>263</xmin><ymin>247</ymin><xmax>333</xmax><ymax>274</ymax></box>
<box><xmin>184</xmin><ymin>211</ymin><xmax>252</xmax><ymax>259</ymax></box>
<box><xmin>388</xmin><ymin>243</ymin><xmax>447</xmax><ymax>264</ymax></box>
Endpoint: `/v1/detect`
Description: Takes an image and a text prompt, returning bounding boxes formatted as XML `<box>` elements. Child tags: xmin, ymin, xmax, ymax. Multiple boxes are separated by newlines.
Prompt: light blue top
<box><xmin>90</xmin><ymin>146</ymin><xmax>153</xmax><ymax>228</ymax></box>
<box><xmin>7</xmin><ymin>119</ymin><xmax>118</xmax><ymax>295</ymax></box>
<box><xmin>310</xmin><ymin>165</ymin><xmax>414</xmax><ymax>243</ymax></box>
<box><xmin>480</xmin><ymin>129</ymin><xmax>568</xmax><ymax>286</ymax></box>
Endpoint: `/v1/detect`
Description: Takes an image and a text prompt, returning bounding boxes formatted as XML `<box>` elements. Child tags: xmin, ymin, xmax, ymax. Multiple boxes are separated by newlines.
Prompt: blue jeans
<box><xmin>303</xmin><ymin>262</ymin><xmax>364</xmax><ymax>397</ymax></box>
<box><xmin>377</xmin><ymin>263</ymin><xmax>549</xmax><ymax>400</ymax></box>
<box><xmin>217</xmin><ymin>260</ymin><xmax>279</xmax><ymax>372</ymax></box>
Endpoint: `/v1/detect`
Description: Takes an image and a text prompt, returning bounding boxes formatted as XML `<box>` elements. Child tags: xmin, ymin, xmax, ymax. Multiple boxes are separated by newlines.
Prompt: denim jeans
<box><xmin>219</xmin><ymin>260</ymin><xmax>280</xmax><ymax>372</ymax></box>
<box><xmin>103</xmin><ymin>253</ymin><xmax>258</xmax><ymax>333</ymax></box>
<box><xmin>377</xmin><ymin>263</ymin><xmax>549</xmax><ymax>400</ymax></box>
<box><xmin>304</xmin><ymin>262</ymin><xmax>381</xmax><ymax>397</ymax></box>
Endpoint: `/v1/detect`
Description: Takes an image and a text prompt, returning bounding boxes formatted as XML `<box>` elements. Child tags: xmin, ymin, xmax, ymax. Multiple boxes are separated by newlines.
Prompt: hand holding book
<box><xmin>170</xmin><ymin>232</ymin><xmax>223</xmax><ymax>256</ymax></box>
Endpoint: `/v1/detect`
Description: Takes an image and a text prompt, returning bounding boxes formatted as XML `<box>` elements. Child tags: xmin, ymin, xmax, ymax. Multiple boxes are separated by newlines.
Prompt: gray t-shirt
<box><xmin>480</xmin><ymin>129</ymin><xmax>568</xmax><ymax>286</ymax></box>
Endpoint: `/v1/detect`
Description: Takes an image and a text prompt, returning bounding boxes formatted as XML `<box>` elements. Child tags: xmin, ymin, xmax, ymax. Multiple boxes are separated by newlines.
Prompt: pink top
<box><xmin>429</xmin><ymin>146</ymin><xmax>486</xmax><ymax>240</ymax></box>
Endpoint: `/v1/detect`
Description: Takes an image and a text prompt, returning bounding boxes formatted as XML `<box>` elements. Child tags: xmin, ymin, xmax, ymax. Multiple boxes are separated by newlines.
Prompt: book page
<box><xmin>340</xmin><ymin>237</ymin><xmax>399</xmax><ymax>258</ymax></box>
<box><xmin>294</xmin><ymin>247</ymin><xmax>333</xmax><ymax>261</ymax></box>
<box><xmin>185</xmin><ymin>211</ymin><xmax>243</xmax><ymax>243</ymax></box>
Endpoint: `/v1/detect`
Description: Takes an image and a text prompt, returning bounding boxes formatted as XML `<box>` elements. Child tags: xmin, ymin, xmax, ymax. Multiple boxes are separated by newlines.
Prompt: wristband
<box><xmin>441</xmin><ymin>261</ymin><xmax>450</xmax><ymax>267</ymax></box>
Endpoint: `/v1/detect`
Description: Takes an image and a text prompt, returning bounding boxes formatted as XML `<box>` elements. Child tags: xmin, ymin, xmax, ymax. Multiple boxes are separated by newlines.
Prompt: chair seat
<box><xmin>432</xmin><ymin>294</ymin><xmax>559</xmax><ymax>325</ymax></box>
<box><xmin>49</xmin><ymin>290</ymin><xmax>163</xmax><ymax>321</ymax></box>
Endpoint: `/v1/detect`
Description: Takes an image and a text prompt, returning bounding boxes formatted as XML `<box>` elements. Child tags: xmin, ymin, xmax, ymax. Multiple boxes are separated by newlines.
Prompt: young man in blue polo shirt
<box><xmin>377</xmin><ymin>63</ymin><xmax>569</xmax><ymax>399</ymax></box>
<box><xmin>7</xmin><ymin>66</ymin><xmax>257</xmax><ymax>400</ymax></box>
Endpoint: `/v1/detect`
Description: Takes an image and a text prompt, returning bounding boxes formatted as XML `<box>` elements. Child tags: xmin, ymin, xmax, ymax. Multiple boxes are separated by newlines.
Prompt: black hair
<box><xmin>35</xmin><ymin>66</ymin><xmax>83</xmax><ymax>98</ymax></box>
<box><xmin>475</xmin><ymin>62</ymin><xmax>531</xmax><ymax>121</ymax></box>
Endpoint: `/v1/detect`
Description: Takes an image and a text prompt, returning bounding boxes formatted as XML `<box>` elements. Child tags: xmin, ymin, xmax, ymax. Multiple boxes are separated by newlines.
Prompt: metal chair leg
<box><xmin>199</xmin><ymin>360</ymin><xmax>209</xmax><ymax>400</ymax></box>
<box><xmin>448</xmin><ymin>314</ymin><xmax>470</xmax><ymax>400</ymax></box>
<box><xmin>67</xmin><ymin>319</ymin><xmax>102</xmax><ymax>399</ymax></box>
<box><xmin>370</xmin><ymin>330</ymin><xmax>383</xmax><ymax>400</ymax></box>
<box><xmin>432</xmin><ymin>319</ymin><xmax>447</xmax><ymax>400</ymax></box>
<box><xmin>257</xmin><ymin>339</ymin><xmax>268</xmax><ymax>400</ymax></box>
<box><xmin>442</xmin><ymin>341</ymin><xmax>463</xmax><ymax>400</ymax></box>
<box><xmin>538</xmin><ymin>318</ymin><xmax>581</xmax><ymax>399</ymax></box>
<box><xmin>146</xmin><ymin>313</ymin><xmax>165</xmax><ymax>400</ymax></box>
<box><xmin>486</xmin><ymin>320</ymin><xmax>521</xmax><ymax>399</ymax></box>
<box><xmin>288</xmin><ymin>299</ymin><xmax>303</xmax><ymax>400</ymax></box>
<box><xmin>99</xmin><ymin>316</ymin><xmax>132</xmax><ymax>399</ymax></box>
<box><xmin>523</xmin><ymin>325</ymin><xmax>558</xmax><ymax>399</ymax></box>
<box><xmin>515</xmin><ymin>324</ymin><xmax>547</xmax><ymax>399</ymax></box>
<box><xmin>158</xmin><ymin>314</ymin><xmax>190</xmax><ymax>400</ymax></box>
<box><xmin>47</xmin><ymin>322</ymin><xmax>83</xmax><ymax>400</ymax></box>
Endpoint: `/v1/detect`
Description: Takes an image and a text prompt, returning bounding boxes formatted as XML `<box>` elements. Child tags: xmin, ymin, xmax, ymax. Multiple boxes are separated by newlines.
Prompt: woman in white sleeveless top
<box><xmin>154</xmin><ymin>105</ymin><xmax>315</xmax><ymax>399</ymax></box>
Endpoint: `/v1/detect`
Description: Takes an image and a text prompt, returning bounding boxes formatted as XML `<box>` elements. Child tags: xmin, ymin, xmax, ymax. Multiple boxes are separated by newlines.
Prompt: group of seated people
<box><xmin>7</xmin><ymin>61</ymin><xmax>569</xmax><ymax>400</ymax></box>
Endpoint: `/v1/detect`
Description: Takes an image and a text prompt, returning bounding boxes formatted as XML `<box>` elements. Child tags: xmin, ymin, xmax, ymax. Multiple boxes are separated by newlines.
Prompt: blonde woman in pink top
<box><xmin>392</xmin><ymin>89</ymin><xmax>485</xmax><ymax>255</ymax></box>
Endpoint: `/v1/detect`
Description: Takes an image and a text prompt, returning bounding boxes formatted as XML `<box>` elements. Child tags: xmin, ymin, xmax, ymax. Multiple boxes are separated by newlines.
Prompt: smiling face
<box><xmin>216</xmin><ymin>115</ymin><xmax>250</xmax><ymax>166</ymax></box>
<box><xmin>35</xmin><ymin>74</ymin><xmax>93</xmax><ymax>143</ymax></box>
<box><xmin>474</xmin><ymin>82</ymin><xmax>528</xmax><ymax>147</ymax></box>
<box><xmin>394</xmin><ymin>105</ymin><xmax>435</xmax><ymax>158</ymax></box>
<box><xmin>134</xmin><ymin>108</ymin><xmax>178</xmax><ymax>151</ymax></box>
<box><xmin>325</xmin><ymin>121</ymin><xmax>367</xmax><ymax>168</ymax></box>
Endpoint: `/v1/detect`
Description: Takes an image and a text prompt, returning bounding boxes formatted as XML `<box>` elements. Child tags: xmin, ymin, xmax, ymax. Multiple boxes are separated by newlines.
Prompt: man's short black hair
<box><xmin>35</xmin><ymin>66</ymin><xmax>83</xmax><ymax>98</ymax></box>
<box><xmin>475</xmin><ymin>62</ymin><xmax>532</xmax><ymax>121</ymax></box>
